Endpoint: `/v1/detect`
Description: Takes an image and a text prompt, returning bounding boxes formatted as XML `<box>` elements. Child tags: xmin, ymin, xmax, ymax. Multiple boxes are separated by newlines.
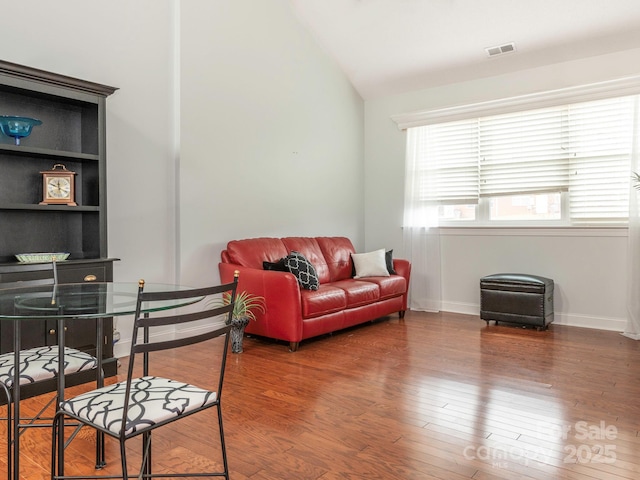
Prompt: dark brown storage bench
<box><xmin>480</xmin><ymin>273</ymin><xmax>554</xmax><ymax>330</ymax></box>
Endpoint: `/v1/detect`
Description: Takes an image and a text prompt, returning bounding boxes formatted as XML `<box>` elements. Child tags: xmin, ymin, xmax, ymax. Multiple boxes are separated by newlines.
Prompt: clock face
<box><xmin>46</xmin><ymin>176</ymin><xmax>71</xmax><ymax>199</ymax></box>
<box><xmin>40</xmin><ymin>165</ymin><xmax>77</xmax><ymax>206</ymax></box>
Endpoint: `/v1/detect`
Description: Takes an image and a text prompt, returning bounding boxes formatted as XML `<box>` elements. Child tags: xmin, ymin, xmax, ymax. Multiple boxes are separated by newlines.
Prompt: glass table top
<box><xmin>0</xmin><ymin>282</ymin><xmax>202</xmax><ymax>320</ymax></box>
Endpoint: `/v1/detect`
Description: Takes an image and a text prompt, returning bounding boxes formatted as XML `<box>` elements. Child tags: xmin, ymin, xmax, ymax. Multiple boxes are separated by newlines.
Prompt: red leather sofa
<box><xmin>219</xmin><ymin>236</ymin><xmax>411</xmax><ymax>351</ymax></box>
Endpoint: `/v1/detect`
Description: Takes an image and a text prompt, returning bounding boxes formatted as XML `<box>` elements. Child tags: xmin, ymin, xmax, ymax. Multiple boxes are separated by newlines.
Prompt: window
<box><xmin>404</xmin><ymin>95</ymin><xmax>637</xmax><ymax>226</ymax></box>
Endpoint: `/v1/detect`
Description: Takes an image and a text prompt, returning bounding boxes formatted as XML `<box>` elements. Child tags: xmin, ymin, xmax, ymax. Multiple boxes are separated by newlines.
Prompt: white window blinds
<box><xmin>567</xmin><ymin>97</ymin><xmax>635</xmax><ymax>223</ymax></box>
<box><xmin>478</xmin><ymin>107</ymin><xmax>569</xmax><ymax>197</ymax></box>
<box><xmin>408</xmin><ymin>95</ymin><xmax>636</xmax><ymax>224</ymax></box>
<box><xmin>413</xmin><ymin>119</ymin><xmax>479</xmax><ymax>205</ymax></box>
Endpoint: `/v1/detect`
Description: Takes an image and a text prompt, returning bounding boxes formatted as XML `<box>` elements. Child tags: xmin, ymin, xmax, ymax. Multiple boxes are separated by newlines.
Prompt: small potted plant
<box><xmin>221</xmin><ymin>290</ymin><xmax>266</xmax><ymax>353</ymax></box>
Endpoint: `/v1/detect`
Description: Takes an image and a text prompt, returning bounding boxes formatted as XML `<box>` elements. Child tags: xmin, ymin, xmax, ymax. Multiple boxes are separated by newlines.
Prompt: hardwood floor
<box><xmin>3</xmin><ymin>310</ymin><xmax>640</xmax><ymax>479</ymax></box>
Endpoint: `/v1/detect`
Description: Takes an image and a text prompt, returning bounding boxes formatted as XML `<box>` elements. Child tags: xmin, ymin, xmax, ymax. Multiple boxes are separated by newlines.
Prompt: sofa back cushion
<box><xmin>224</xmin><ymin>236</ymin><xmax>357</xmax><ymax>285</ymax></box>
<box><xmin>316</xmin><ymin>237</ymin><xmax>356</xmax><ymax>282</ymax></box>
<box><xmin>281</xmin><ymin>237</ymin><xmax>330</xmax><ymax>284</ymax></box>
<box><xmin>225</xmin><ymin>237</ymin><xmax>289</xmax><ymax>269</ymax></box>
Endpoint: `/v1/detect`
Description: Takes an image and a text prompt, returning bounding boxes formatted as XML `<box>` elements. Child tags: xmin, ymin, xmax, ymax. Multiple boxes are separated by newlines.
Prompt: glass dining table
<box><xmin>0</xmin><ymin>281</ymin><xmax>203</xmax><ymax>480</ymax></box>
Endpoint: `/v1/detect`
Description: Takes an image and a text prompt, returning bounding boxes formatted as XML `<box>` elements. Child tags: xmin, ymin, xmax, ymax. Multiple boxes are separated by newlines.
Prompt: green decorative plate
<box><xmin>15</xmin><ymin>252</ymin><xmax>70</xmax><ymax>263</ymax></box>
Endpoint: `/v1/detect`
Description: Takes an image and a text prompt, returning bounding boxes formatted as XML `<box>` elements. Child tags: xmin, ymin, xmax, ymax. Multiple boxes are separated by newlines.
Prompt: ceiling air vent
<box><xmin>485</xmin><ymin>42</ymin><xmax>516</xmax><ymax>57</ymax></box>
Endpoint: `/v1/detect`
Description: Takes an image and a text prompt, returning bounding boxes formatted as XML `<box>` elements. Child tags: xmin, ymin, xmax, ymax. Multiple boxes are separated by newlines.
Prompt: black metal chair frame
<box><xmin>51</xmin><ymin>273</ymin><xmax>238</xmax><ymax>480</ymax></box>
<box><xmin>0</xmin><ymin>261</ymin><xmax>100</xmax><ymax>480</ymax></box>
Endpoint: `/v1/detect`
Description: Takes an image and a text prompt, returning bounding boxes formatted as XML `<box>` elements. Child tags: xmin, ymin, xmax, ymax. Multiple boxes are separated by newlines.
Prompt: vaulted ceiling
<box><xmin>290</xmin><ymin>0</ymin><xmax>640</xmax><ymax>99</ymax></box>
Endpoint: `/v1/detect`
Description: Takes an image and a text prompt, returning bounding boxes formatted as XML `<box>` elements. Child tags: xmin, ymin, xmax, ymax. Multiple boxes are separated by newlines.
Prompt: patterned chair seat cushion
<box><xmin>59</xmin><ymin>376</ymin><xmax>217</xmax><ymax>436</ymax></box>
<box><xmin>0</xmin><ymin>346</ymin><xmax>97</xmax><ymax>388</ymax></box>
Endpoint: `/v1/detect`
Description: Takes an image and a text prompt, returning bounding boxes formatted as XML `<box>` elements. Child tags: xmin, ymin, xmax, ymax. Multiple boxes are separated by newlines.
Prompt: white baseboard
<box><xmin>553</xmin><ymin>312</ymin><xmax>626</xmax><ymax>331</ymax></box>
<box><xmin>113</xmin><ymin>342</ymin><xmax>130</xmax><ymax>359</ymax></box>
<box><xmin>440</xmin><ymin>301</ymin><xmax>477</xmax><ymax>316</ymax></box>
<box><xmin>438</xmin><ymin>301</ymin><xmax>626</xmax><ymax>332</ymax></box>
<box><xmin>112</xmin><ymin>323</ymin><xmax>222</xmax><ymax>359</ymax></box>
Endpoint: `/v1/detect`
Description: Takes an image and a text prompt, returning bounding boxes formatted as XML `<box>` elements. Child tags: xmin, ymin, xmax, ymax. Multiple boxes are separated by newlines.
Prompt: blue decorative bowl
<box><xmin>0</xmin><ymin>116</ymin><xmax>43</xmax><ymax>145</ymax></box>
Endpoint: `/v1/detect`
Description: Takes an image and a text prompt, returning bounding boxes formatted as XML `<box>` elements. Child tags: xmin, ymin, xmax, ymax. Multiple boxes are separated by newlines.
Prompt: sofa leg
<box><xmin>289</xmin><ymin>341</ymin><xmax>299</xmax><ymax>352</ymax></box>
<box><xmin>399</xmin><ymin>310</ymin><xmax>406</xmax><ymax>319</ymax></box>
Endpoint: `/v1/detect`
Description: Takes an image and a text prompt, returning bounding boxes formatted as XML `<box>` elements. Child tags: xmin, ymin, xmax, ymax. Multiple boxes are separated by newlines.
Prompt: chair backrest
<box><xmin>124</xmin><ymin>273</ymin><xmax>239</xmax><ymax>412</ymax></box>
<box><xmin>0</xmin><ymin>262</ymin><xmax>58</xmax><ymax>288</ymax></box>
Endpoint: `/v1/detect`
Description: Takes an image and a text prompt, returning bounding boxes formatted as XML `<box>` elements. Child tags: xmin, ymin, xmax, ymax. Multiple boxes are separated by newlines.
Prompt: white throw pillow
<box><xmin>352</xmin><ymin>249</ymin><xmax>390</xmax><ymax>278</ymax></box>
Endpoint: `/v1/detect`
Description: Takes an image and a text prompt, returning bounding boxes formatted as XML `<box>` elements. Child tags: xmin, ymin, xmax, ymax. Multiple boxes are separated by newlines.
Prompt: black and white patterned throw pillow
<box><xmin>285</xmin><ymin>251</ymin><xmax>319</xmax><ymax>290</ymax></box>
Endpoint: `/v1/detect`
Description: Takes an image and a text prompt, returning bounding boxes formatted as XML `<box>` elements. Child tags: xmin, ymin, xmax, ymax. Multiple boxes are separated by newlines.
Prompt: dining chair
<box><xmin>51</xmin><ymin>272</ymin><xmax>239</xmax><ymax>480</ymax></box>
<box><xmin>0</xmin><ymin>261</ymin><xmax>99</xmax><ymax>480</ymax></box>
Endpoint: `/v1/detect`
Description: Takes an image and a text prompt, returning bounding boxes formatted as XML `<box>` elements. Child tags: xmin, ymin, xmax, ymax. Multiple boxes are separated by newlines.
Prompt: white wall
<box><xmin>0</xmin><ymin>0</ymin><xmax>177</xmax><ymax>286</ymax></box>
<box><xmin>364</xmin><ymin>48</ymin><xmax>640</xmax><ymax>331</ymax></box>
<box><xmin>1</xmin><ymin>0</ymin><xmax>364</xmax><ymax>353</ymax></box>
<box><xmin>9</xmin><ymin>0</ymin><xmax>632</xmax><ymax>346</ymax></box>
<box><xmin>0</xmin><ymin>0</ymin><xmax>177</xmax><ymax>350</ymax></box>
<box><xmin>179</xmin><ymin>0</ymin><xmax>364</xmax><ymax>288</ymax></box>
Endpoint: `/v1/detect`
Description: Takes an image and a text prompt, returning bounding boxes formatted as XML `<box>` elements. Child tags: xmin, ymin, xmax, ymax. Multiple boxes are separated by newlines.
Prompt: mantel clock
<box><xmin>40</xmin><ymin>164</ymin><xmax>77</xmax><ymax>206</ymax></box>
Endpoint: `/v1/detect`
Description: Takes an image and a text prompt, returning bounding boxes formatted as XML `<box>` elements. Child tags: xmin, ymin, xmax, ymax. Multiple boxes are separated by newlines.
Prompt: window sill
<box><xmin>437</xmin><ymin>225</ymin><xmax>628</xmax><ymax>237</ymax></box>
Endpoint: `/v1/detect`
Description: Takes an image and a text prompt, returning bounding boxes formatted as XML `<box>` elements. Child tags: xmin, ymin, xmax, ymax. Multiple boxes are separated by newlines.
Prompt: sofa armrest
<box><xmin>219</xmin><ymin>262</ymin><xmax>304</xmax><ymax>342</ymax></box>
<box><xmin>392</xmin><ymin>258</ymin><xmax>411</xmax><ymax>312</ymax></box>
<box><xmin>393</xmin><ymin>258</ymin><xmax>411</xmax><ymax>283</ymax></box>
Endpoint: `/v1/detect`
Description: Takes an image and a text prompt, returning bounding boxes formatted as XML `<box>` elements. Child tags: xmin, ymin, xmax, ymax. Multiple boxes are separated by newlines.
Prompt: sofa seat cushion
<box><xmin>300</xmin><ymin>285</ymin><xmax>347</xmax><ymax>319</ymax></box>
<box><xmin>330</xmin><ymin>279</ymin><xmax>380</xmax><ymax>308</ymax></box>
<box><xmin>359</xmin><ymin>276</ymin><xmax>407</xmax><ymax>300</ymax></box>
